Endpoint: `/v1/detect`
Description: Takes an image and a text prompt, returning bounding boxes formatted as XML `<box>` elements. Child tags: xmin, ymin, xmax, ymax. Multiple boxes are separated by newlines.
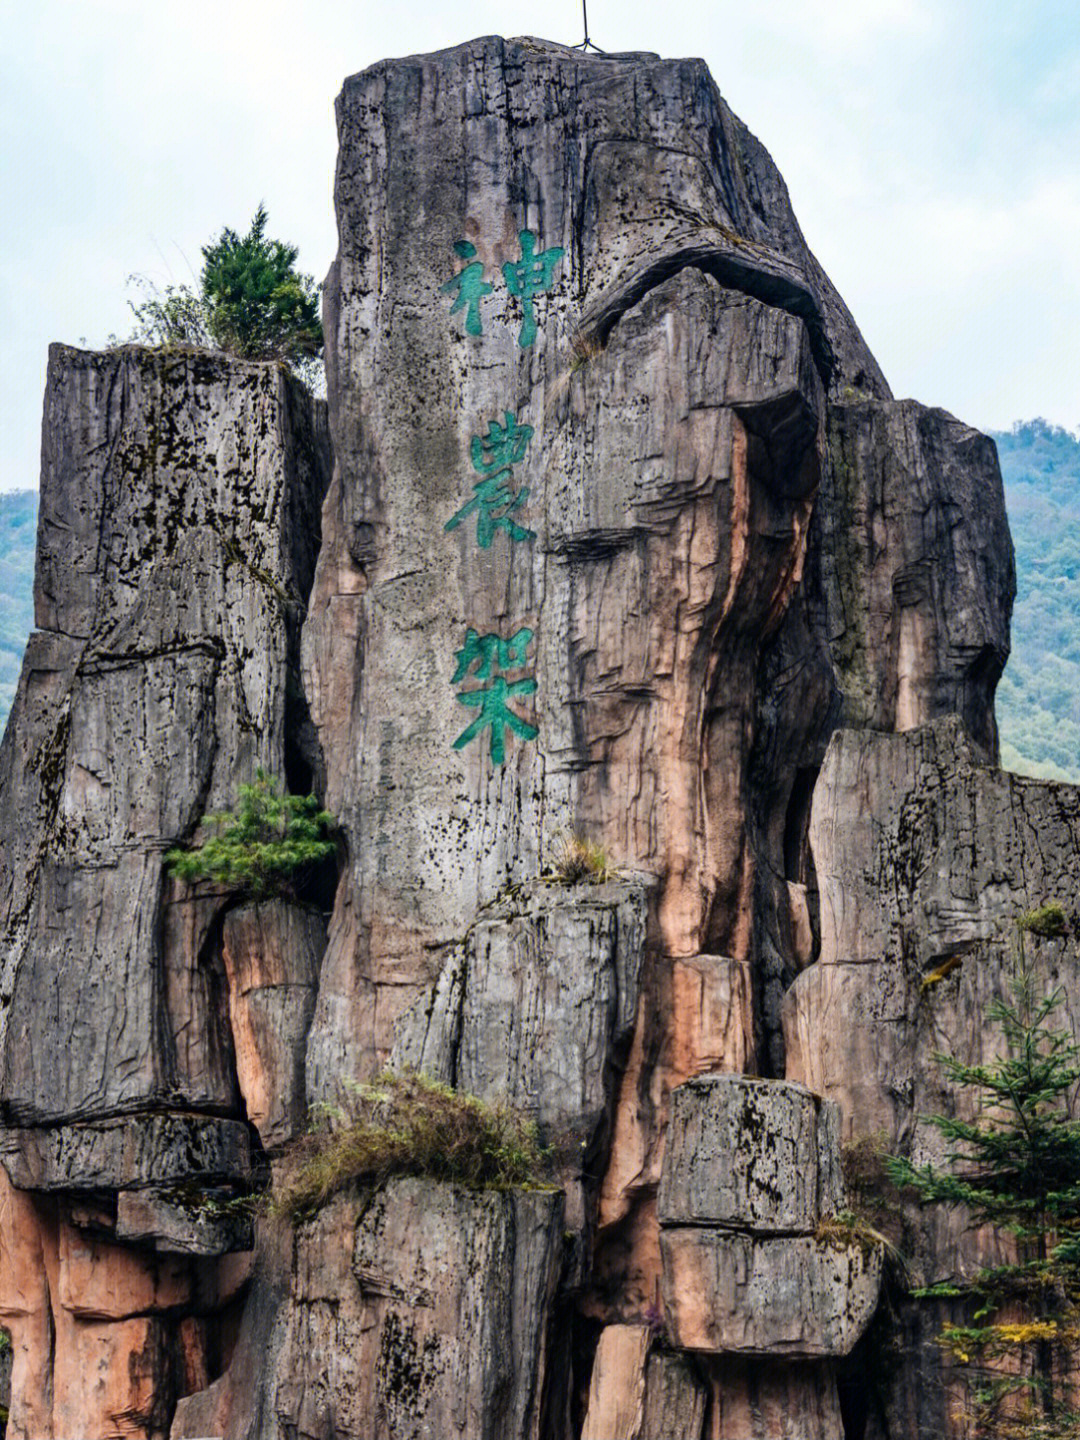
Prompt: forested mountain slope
<box><xmin>2</xmin><ymin>429</ymin><xmax>1079</xmax><ymax>780</ymax></box>
<box><xmin>991</xmin><ymin>420</ymin><xmax>1080</xmax><ymax>781</ymax></box>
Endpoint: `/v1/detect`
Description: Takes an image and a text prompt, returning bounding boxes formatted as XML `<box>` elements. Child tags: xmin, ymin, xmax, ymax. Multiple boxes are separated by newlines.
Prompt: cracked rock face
<box><xmin>657</xmin><ymin>1076</ymin><xmax>880</xmax><ymax>1362</ymax></box>
<box><xmin>272</xmin><ymin>1180</ymin><xmax>565</xmax><ymax>1440</ymax></box>
<box><xmin>0</xmin><ymin>346</ymin><xmax>331</xmax><ymax>1437</ymax></box>
<box><xmin>658</xmin><ymin>1075</ymin><xmax>842</xmax><ymax>1232</ymax></box>
<box><xmin>660</xmin><ymin>1229</ymin><xmax>882</xmax><ymax>1358</ymax></box>
<box><xmin>392</xmin><ymin>879</ymin><xmax>648</xmax><ymax>1112</ymax></box>
<box><xmin>0</xmin><ymin>32</ymin><xmax>1033</xmax><ymax>1440</ymax></box>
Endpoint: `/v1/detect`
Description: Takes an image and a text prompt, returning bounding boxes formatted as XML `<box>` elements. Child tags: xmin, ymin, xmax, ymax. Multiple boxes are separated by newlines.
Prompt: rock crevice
<box><xmin>0</xmin><ymin>34</ymin><xmax>1044</xmax><ymax>1440</ymax></box>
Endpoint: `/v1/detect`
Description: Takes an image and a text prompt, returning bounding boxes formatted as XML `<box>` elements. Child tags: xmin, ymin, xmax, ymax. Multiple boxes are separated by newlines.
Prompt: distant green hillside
<box><xmin>992</xmin><ymin>420</ymin><xmax>1080</xmax><ymax>783</ymax></box>
<box><xmin>0</xmin><ymin>426</ymin><xmax>1077</xmax><ymax>775</ymax></box>
<box><xmin>0</xmin><ymin>492</ymin><xmax>37</xmax><ymax>737</ymax></box>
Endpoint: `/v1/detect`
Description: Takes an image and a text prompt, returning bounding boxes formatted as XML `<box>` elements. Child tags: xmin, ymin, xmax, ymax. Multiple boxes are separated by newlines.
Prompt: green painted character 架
<box><xmin>445</xmin><ymin>411</ymin><xmax>537</xmax><ymax>548</ymax></box>
<box><xmin>441</xmin><ymin>240</ymin><xmax>493</xmax><ymax>336</ymax></box>
<box><xmin>451</xmin><ymin>627</ymin><xmax>534</xmax><ymax>683</ymax></box>
<box><xmin>452</xmin><ymin>626</ymin><xmax>539</xmax><ymax>765</ymax></box>
<box><xmin>503</xmin><ymin>230</ymin><xmax>565</xmax><ymax>348</ymax></box>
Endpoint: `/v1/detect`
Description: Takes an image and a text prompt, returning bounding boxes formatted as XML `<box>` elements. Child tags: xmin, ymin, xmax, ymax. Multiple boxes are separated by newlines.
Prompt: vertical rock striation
<box><xmin>0</xmin><ymin>32</ymin><xmax>1043</xmax><ymax>1440</ymax></box>
<box><xmin>301</xmin><ymin>35</ymin><xmax>887</xmax><ymax>1105</ymax></box>
<box><xmin>0</xmin><ymin>346</ymin><xmax>330</xmax><ymax>1437</ymax></box>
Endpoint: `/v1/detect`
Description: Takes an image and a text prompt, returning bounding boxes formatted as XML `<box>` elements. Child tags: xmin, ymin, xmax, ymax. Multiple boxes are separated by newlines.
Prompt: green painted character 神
<box><xmin>441</xmin><ymin>240</ymin><xmax>493</xmax><ymax>336</ymax></box>
<box><xmin>503</xmin><ymin>230</ymin><xmax>564</xmax><ymax>348</ymax></box>
<box><xmin>445</xmin><ymin>411</ymin><xmax>536</xmax><ymax>548</ymax></box>
<box><xmin>452</xmin><ymin>626</ymin><xmax>538</xmax><ymax>765</ymax></box>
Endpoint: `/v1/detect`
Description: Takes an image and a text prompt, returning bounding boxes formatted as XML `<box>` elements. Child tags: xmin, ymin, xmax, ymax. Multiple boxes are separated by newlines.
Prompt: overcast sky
<box><xmin>2</xmin><ymin>0</ymin><xmax>1077</xmax><ymax>492</ymax></box>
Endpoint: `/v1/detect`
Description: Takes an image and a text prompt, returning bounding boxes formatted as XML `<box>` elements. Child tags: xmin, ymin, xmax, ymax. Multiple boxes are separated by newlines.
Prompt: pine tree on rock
<box><xmin>121</xmin><ymin>205</ymin><xmax>323</xmax><ymax>384</ymax></box>
<box><xmin>200</xmin><ymin>204</ymin><xmax>322</xmax><ymax>365</ymax></box>
<box><xmin>889</xmin><ymin>905</ymin><xmax>1080</xmax><ymax>1438</ymax></box>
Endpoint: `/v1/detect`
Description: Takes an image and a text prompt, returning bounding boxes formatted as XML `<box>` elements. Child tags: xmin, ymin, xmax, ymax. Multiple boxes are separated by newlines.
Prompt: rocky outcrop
<box><xmin>705</xmin><ymin>1359</ymin><xmax>847</xmax><ymax>1440</ymax></box>
<box><xmin>391</xmin><ymin>877</ymin><xmax>648</xmax><ymax>1133</ymax></box>
<box><xmin>0</xmin><ymin>1166</ymin><xmax>223</xmax><ymax>1440</ymax></box>
<box><xmin>0</xmin><ymin>1113</ymin><xmax>252</xmax><ymax>1193</ymax></box>
<box><xmin>783</xmin><ymin>717</ymin><xmax>1080</xmax><ymax>1434</ymax></box>
<box><xmin>301</xmin><ymin>33</ymin><xmax>896</xmax><ymax>1105</ymax></box>
<box><xmin>391</xmin><ymin>876</ymin><xmax>650</xmax><ymax>1232</ymax></box>
<box><xmin>0</xmin><ymin>31</ymin><xmax>1045</xmax><ymax>1440</ymax></box>
<box><xmin>785</xmin><ymin>718</ymin><xmax>1080</xmax><ymax>1249</ymax></box>
<box><xmin>748</xmin><ymin>394</ymin><xmax>1014</xmax><ymax>1070</ymax></box>
<box><xmin>658</xmin><ymin>1077</ymin><xmax>879</xmax><ymax>1370</ymax></box>
<box><xmin>0</xmin><ymin>345</ymin><xmax>330</xmax><ymax>1436</ymax></box>
<box><xmin>0</xmin><ymin>345</ymin><xmax>329</xmax><ymax>1131</ymax></box>
<box><xmin>661</xmin><ymin>1231</ymin><xmax>881</xmax><ymax>1357</ymax></box>
<box><xmin>658</xmin><ymin>1076</ymin><xmax>844</xmax><ymax>1231</ymax></box>
<box><xmin>816</xmin><ymin>401</ymin><xmax>1013</xmax><ymax>749</ymax></box>
<box><xmin>266</xmin><ymin>1180</ymin><xmax>564</xmax><ymax>1440</ymax></box>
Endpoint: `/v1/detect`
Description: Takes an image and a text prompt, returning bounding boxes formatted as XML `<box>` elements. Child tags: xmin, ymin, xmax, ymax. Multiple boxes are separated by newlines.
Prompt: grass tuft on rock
<box><xmin>274</xmin><ymin>1072</ymin><xmax>549</xmax><ymax>1221</ymax></box>
<box><xmin>567</xmin><ymin>330</ymin><xmax>603</xmax><ymax>374</ymax></box>
<box><xmin>815</xmin><ymin>1209</ymin><xmax>896</xmax><ymax>1263</ymax></box>
<box><xmin>550</xmin><ymin>831</ymin><xmax>613</xmax><ymax>885</ymax></box>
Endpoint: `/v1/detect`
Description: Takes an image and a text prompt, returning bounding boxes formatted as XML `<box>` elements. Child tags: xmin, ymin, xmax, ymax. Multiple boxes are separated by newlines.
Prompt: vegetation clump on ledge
<box><xmin>165</xmin><ymin>769</ymin><xmax>336</xmax><ymax>902</ymax></box>
<box><xmin>549</xmin><ymin>831</ymin><xmax>613</xmax><ymax>885</ymax></box>
<box><xmin>814</xmin><ymin>1209</ymin><xmax>895</xmax><ymax>1262</ymax></box>
<box><xmin>115</xmin><ymin>204</ymin><xmax>323</xmax><ymax>388</ymax></box>
<box><xmin>274</xmin><ymin>1072</ymin><xmax>550</xmax><ymax>1222</ymax></box>
<box><xmin>1017</xmin><ymin>901</ymin><xmax>1069</xmax><ymax>938</ymax></box>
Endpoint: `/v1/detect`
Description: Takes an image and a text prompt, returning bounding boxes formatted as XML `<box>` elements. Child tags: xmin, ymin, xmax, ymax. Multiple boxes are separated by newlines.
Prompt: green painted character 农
<box><xmin>503</xmin><ymin>230</ymin><xmax>565</xmax><ymax>348</ymax></box>
<box><xmin>452</xmin><ymin>626</ymin><xmax>539</xmax><ymax>765</ymax></box>
<box><xmin>441</xmin><ymin>240</ymin><xmax>493</xmax><ymax>336</ymax></box>
<box><xmin>445</xmin><ymin>411</ymin><xmax>537</xmax><ymax>548</ymax></box>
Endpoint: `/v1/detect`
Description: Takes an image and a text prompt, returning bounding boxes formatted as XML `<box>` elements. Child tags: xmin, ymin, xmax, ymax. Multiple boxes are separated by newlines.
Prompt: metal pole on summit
<box><xmin>574</xmin><ymin>0</ymin><xmax>606</xmax><ymax>53</ymax></box>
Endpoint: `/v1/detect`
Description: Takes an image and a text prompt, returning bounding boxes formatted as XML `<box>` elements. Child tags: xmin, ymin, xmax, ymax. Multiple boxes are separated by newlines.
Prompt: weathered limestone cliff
<box><xmin>0</xmin><ymin>32</ymin><xmax>1062</xmax><ymax>1440</ymax></box>
<box><xmin>0</xmin><ymin>348</ymin><xmax>330</xmax><ymax>1435</ymax></box>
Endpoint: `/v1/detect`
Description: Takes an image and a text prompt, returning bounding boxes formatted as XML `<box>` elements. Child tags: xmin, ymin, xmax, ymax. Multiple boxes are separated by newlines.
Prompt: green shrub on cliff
<box><xmin>274</xmin><ymin>1072</ymin><xmax>549</xmax><ymax>1221</ymax></box>
<box><xmin>165</xmin><ymin>770</ymin><xmax>336</xmax><ymax>901</ymax></box>
<box><xmin>200</xmin><ymin>204</ymin><xmax>322</xmax><ymax>366</ymax></box>
<box><xmin>120</xmin><ymin>205</ymin><xmax>322</xmax><ymax>385</ymax></box>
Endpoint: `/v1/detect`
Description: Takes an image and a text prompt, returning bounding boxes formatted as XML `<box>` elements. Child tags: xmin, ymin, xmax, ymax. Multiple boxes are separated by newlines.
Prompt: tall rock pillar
<box><xmin>302</xmin><ymin>33</ymin><xmax>887</xmax><ymax>1099</ymax></box>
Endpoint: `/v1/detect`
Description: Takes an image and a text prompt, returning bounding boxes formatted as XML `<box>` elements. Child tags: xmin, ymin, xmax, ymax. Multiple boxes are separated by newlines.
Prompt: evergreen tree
<box><xmin>165</xmin><ymin>770</ymin><xmax>336</xmax><ymax>901</ymax></box>
<box><xmin>891</xmin><ymin>906</ymin><xmax>1080</xmax><ymax>1256</ymax></box>
<box><xmin>200</xmin><ymin>204</ymin><xmax>322</xmax><ymax>365</ymax></box>
<box><xmin>889</xmin><ymin>905</ymin><xmax>1080</xmax><ymax>1437</ymax></box>
<box><xmin>119</xmin><ymin>206</ymin><xmax>322</xmax><ymax>384</ymax></box>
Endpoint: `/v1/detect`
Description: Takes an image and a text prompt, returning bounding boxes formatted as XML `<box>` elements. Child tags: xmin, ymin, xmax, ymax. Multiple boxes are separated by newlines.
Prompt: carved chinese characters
<box><xmin>441</xmin><ymin>232</ymin><xmax>563</xmax><ymax>764</ymax></box>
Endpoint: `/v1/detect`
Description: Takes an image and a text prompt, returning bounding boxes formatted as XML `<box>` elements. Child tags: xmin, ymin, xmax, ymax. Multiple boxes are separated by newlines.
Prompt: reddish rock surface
<box><xmin>0</xmin><ymin>32</ymin><xmax>1046</xmax><ymax>1440</ymax></box>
